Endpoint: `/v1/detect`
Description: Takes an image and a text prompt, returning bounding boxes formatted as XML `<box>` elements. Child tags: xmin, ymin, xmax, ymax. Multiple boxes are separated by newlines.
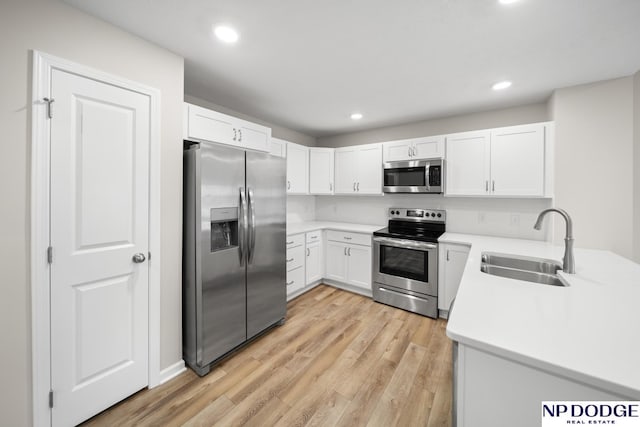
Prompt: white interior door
<box><xmin>49</xmin><ymin>68</ymin><xmax>150</xmax><ymax>427</ymax></box>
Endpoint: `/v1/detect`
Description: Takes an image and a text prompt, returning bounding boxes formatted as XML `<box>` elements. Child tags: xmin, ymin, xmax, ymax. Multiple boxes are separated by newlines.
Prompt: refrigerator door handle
<box><xmin>247</xmin><ymin>187</ymin><xmax>256</xmax><ymax>264</ymax></box>
<box><xmin>239</xmin><ymin>187</ymin><xmax>247</xmax><ymax>266</ymax></box>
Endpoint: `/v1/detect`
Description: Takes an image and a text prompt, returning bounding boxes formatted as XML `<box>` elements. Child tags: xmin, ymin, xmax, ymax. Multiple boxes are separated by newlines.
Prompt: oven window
<box><xmin>379</xmin><ymin>245</ymin><xmax>428</xmax><ymax>282</ymax></box>
<box><xmin>384</xmin><ymin>167</ymin><xmax>426</xmax><ymax>187</ymax></box>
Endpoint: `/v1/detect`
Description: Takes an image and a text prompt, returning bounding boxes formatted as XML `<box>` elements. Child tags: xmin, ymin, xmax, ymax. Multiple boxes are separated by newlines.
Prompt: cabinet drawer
<box><xmin>286</xmin><ymin>266</ymin><xmax>305</xmax><ymax>294</ymax></box>
<box><xmin>286</xmin><ymin>233</ymin><xmax>304</xmax><ymax>249</ymax></box>
<box><xmin>286</xmin><ymin>245</ymin><xmax>305</xmax><ymax>271</ymax></box>
<box><xmin>306</xmin><ymin>230</ymin><xmax>322</xmax><ymax>244</ymax></box>
<box><xmin>326</xmin><ymin>230</ymin><xmax>371</xmax><ymax>247</ymax></box>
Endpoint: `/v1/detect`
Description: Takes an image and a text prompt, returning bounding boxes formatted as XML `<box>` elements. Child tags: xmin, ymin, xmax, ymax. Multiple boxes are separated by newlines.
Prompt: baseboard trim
<box><xmin>323</xmin><ymin>279</ymin><xmax>372</xmax><ymax>298</ymax></box>
<box><xmin>157</xmin><ymin>360</ymin><xmax>186</xmax><ymax>387</ymax></box>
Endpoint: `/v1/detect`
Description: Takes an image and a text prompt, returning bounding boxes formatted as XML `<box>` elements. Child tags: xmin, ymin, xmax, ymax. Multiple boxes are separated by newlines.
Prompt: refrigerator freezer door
<box><xmin>246</xmin><ymin>151</ymin><xmax>287</xmax><ymax>338</ymax></box>
<box><xmin>197</xmin><ymin>143</ymin><xmax>247</xmax><ymax>366</ymax></box>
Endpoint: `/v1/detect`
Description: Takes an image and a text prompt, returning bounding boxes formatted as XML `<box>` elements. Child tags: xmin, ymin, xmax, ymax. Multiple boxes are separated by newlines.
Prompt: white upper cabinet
<box><xmin>268</xmin><ymin>138</ymin><xmax>287</xmax><ymax>158</ymax></box>
<box><xmin>285</xmin><ymin>141</ymin><xmax>309</xmax><ymax>194</ymax></box>
<box><xmin>383</xmin><ymin>136</ymin><xmax>445</xmax><ymax>162</ymax></box>
<box><xmin>490</xmin><ymin>124</ymin><xmax>545</xmax><ymax>197</ymax></box>
<box><xmin>445</xmin><ymin>123</ymin><xmax>551</xmax><ymax>197</ymax></box>
<box><xmin>309</xmin><ymin>148</ymin><xmax>335</xmax><ymax>194</ymax></box>
<box><xmin>184</xmin><ymin>103</ymin><xmax>271</xmax><ymax>152</ymax></box>
<box><xmin>335</xmin><ymin>143</ymin><xmax>382</xmax><ymax>195</ymax></box>
<box><xmin>445</xmin><ymin>130</ymin><xmax>491</xmax><ymax>196</ymax></box>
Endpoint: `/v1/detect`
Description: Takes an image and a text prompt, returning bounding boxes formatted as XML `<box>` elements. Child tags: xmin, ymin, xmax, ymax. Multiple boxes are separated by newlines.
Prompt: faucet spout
<box><xmin>533</xmin><ymin>208</ymin><xmax>575</xmax><ymax>274</ymax></box>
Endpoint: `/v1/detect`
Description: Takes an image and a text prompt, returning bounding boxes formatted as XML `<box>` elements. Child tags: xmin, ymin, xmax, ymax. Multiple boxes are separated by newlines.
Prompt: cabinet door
<box><xmin>438</xmin><ymin>243</ymin><xmax>470</xmax><ymax>312</ymax></box>
<box><xmin>346</xmin><ymin>245</ymin><xmax>372</xmax><ymax>290</ymax></box>
<box><xmin>325</xmin><ymin>241</ymin><xmax>347</xmax><ymax>282</ymax></box>
<box><xmin>237</xmin><ymin>119</ymin><xmax>271</xmax><ymax>153</ymax></box>
<box><xmin>355</xmin><ymin>144</ymin><xmax>382</xmax><ymax>194</ymax></box>
<box><xmin>309</xmin><ymin>148</ymin><xmax>335</xmax><ymax>194</ymax></box>
<box><xmin>334</xmin><ymin>148</ymin><xmax>358</xmax><ymax>194</ymax></box>
<box><xmin>269</xmin><ymin>138</ymin><xmax>287</xmax><ymax>158</ymax></box>
<box><xmin>186</xmin><ymin>103</ymin><xmax>235</xmax><ymax>145</ymax></box>
<box><xmin>286</xmin><ymin>266</ymin><xmax>305</xmax><ymax>299</ymax></box>
<box><xmin>490</xmin><ymin>124</ymin><xmax>545</xmax><ymax>197</ymax></box>
<box><xmin>286</xmin><ymin>142</ymin><xmax>309</xmax><ymax>194</ymax></box>
<box><xmin>383</xmin><ymin>140</ymin><xmax>413</xmax><ymax>162</ymax></box>
<box><xmin>305</xmin><ymin>243</ymin><xmax>323</xmax><ymax>284</ymax></box>
<box><xmin>413</xmin><ymin>135</ymin><xmax>445</xmax><ymax>159</ymax></box>
<box><xmin>445</xmin><ymin>131</ymin><xmax>491</xmax><ymax>196</ymax></box>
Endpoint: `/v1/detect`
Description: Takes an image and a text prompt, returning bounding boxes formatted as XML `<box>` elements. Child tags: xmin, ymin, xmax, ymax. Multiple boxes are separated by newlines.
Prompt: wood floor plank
<box><xmin>82</xmin><ymin>285</ymin><xmax>453</xmax><ymax>427</ymax></box>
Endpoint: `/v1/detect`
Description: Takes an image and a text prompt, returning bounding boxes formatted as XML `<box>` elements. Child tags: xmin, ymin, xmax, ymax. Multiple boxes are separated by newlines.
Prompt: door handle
<box><xmin>247</xmin><ymin>187</ymin><xmax>256</xmax><ymax>264</ymax></box>
<box><xmin>239</xmin><ymin>187</ymin><xmax>247</xmax><ymax>266</ymax></box>
<box><xmin>132</xmin><ymin>253</ymin><xmax>146</xmax><ymax>263</ymax></box>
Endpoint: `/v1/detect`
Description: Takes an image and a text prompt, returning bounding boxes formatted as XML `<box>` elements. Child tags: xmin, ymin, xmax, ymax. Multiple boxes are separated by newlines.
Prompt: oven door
<box><xmin>373</xmin><ymin>236</ymin><xmax>438</xmax><ymax>296</ymax></box>
<box><xmin>382</xmin><ymin>159</ymin><xmax>442</xmax><ymax>193</ymax></box>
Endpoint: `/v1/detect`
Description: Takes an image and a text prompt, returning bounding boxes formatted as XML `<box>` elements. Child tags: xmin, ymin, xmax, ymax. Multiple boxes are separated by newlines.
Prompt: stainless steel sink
<box><xmin>480</xmin><ymin>252</ymin><xmax>569</xmax><ymax>287</ymax></box>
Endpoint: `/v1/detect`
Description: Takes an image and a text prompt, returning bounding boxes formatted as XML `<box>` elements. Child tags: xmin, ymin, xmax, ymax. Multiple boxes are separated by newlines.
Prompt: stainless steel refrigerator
<box><xmin>182</xmin><ymin>141</ymin><xmax>286</xmax><ymax>376</ymax></box>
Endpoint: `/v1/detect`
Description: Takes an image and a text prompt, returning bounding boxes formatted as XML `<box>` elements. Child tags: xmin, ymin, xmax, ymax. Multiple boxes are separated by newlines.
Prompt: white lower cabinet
<box><xmin>305</xmin><ymin>233</ymin><xmax>323</xmax><ymax>284</ymax></box>
<box><xmin>286</xmin><ymin>233</ymin><xmax>305</xmax><ymax>300</ymax></box>
<box><xmin>325</xmin><ymin>232</ymin><xmax>372</xmax><ymax>292</ymax></box>
<box><xmin>438</xmin><ymin>242</ymin><xmax>470</xmax><ymax>317</ymax></box>
<box><xmin>286</xmin><ymin>267</ymin><xmax>305</xmax><ymax>296</ymax></box>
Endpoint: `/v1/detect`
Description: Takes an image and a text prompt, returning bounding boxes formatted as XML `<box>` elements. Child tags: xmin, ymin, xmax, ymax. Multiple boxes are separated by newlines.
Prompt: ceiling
<box><xmin>63</xmin><ymin>0</ymin><xmax>640</xmax><ymax>137</ymax></box>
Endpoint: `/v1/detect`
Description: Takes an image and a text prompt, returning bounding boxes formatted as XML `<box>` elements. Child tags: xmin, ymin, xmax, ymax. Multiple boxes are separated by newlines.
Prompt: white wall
<box><xmin>550</xmin><ymin>77</ymin><xmax>635</xmax><ymax>259</ymax></box>
<box><xmin>634</xmin><ymin>70</ymin><xmax>640</xmax><ymax>263</ymax></box>
<box><xmin>185</xmin><ymin>94</ymin><xmax>317</xmax><ymax>147</ymax></box>
<box><xmin>287</xmin><ymin>196</ymin><xmax>317</xmax><ymax>223</ymax></box>
<box><xmin>317</xmin><ymin>102</ymin><xmax>549</xmax><ymax>147</ymax></box>
<box><xmin>315</xmin><ymin>195</ymin><xmax>552</xmax><ymax>240</ymax></box>
<box><xmin>0</xmin><ymin>1</ymin><xmax>184</xmax><ymax>425</ymax></box>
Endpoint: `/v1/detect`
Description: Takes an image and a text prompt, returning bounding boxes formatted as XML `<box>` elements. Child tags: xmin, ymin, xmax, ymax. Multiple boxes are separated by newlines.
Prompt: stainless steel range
<box><xmin>372</xmin><ymin>208</ymin><xmax>445</xmax><ymax>318</ymax></box>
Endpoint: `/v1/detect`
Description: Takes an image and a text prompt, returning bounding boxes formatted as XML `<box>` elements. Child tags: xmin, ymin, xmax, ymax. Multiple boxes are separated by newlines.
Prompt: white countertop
<box><xmin>441</xmin><ymin>232</ymin><xmax>640</xmax><ymax>398</ymax></box>
<box><xmin>287</xmin><ymin>221</ymin><xmax>383</xmax><ymax>235</ymax></box>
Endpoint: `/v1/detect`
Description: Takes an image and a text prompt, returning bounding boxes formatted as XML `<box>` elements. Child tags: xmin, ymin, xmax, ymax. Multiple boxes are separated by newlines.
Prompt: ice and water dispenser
<box><xmin>210</xmin><ymin>207</ymin><xmax>238</xmax><ymax>252</ymax></box>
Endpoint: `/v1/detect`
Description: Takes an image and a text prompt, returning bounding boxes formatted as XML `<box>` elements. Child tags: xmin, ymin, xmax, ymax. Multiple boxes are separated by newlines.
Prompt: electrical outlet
<box><xmin>510</xmin><ymin>214</ymin><xmax>520</xmax><ymax>227</ymax></box>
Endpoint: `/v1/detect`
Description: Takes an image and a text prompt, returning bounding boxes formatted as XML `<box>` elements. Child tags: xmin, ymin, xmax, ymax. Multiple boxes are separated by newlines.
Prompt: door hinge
<box><xmin>43</xmin><ymin>97</ymin><xmax>55</xmax><ymax>119</ymax></box>
<box><xmin>47</xmin><ymin>246</ymin><xmax>53</xmax><ymax>264</ymax></box>
<box><xmin>48</xmin><ymin>390</ymin><xmax>54</xmax><ymax>408</ymax></box>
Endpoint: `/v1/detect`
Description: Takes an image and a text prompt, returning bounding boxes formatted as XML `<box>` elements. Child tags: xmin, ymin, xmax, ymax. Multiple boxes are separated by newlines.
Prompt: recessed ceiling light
<box><xmin>214</xmin><ymin>25</ymin><xmax>239</xmax><ymax>43</ymax></box>
<box><xmin>492</xmin><ymin>80</ymin><xmax>512</xmax><ymax>91</ymax></box>
<box><xmin>350</xmin><ymin>113</ymin><xmax>363</xmax><ymax>120</ymax></box>
<box><xmin>499</xmin><ymin>0</ymin><xmax>520</xmax><ymax>4</ymax></box>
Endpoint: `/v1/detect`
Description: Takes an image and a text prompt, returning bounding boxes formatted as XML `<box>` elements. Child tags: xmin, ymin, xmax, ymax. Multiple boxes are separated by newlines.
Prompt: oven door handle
<box><xmin>373</xmin><ymin>236</ymin><xmax>437</xmax><ymax>251</ymax></box>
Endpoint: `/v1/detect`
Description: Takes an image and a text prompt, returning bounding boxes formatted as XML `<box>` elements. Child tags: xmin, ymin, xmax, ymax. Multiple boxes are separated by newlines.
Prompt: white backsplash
<box><xmin>314</xmin><ymin>194</ymin><xmax>554</xmax><ymax>241</ymax></box>
<box><xmin>286</xmin><ymin>195</ymin><xmax>316</xmax><ymax>223</ymax></box>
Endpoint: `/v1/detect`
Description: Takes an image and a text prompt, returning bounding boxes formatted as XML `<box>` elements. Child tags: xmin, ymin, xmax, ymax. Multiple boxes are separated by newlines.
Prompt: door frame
<box><xmin>30</xmin><ymin>50</ymin><xmax>162</xmax><ymax>427</ymax></box>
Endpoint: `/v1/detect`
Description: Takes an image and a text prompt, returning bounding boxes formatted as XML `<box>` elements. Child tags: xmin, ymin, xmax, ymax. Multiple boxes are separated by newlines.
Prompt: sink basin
<box><xmin>480</xmin><ymin>252</ymin><xmax>569</xmax><ymax>287</ymax></box>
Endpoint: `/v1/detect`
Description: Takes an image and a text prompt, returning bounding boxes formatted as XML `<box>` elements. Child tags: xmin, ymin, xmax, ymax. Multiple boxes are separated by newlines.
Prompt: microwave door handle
<box><xmin>424</xmin><ymin>163</ymin><xmax>431</xmax><ymax>192</ymax></box>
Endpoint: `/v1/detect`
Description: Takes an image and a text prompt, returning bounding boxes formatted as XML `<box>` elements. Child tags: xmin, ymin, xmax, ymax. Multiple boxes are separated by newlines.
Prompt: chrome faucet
<box><xmin>534</xmin><ymin>208</ymin><xmax>575</xmax><ymax>274</ymax></box>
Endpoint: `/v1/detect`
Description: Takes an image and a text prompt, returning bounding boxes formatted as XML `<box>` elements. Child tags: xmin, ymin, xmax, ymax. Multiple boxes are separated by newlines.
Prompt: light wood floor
<box><xmin>83</xmin><ymin>285</ymin><xmax>452</xmax><ymax>426</ymax></box>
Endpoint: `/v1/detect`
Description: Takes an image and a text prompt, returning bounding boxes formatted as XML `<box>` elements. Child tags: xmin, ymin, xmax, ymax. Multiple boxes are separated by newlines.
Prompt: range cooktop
<box><xmin>373</xmin><ymin>208</ymin><xmax>446</xmax><ymax>243</ymax></box>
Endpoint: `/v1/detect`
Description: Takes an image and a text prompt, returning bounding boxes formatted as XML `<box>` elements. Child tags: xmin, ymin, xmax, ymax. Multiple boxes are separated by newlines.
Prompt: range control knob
<box><xmin>437</xmin><ymin>213</ymin><xmax>442</xmax><ymax>218</ymax></box>
<box><xmin>431</xmin><ymin>212</ymin><xmax>436</xmax><ymax>217</ymax></box>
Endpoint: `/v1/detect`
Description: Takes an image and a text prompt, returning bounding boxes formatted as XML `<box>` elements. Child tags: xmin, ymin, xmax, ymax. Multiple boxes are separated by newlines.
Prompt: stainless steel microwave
<box><xmin>383</xmin><ymin>159</ymin><xmax>443</xmax><ymax>193</ymax></box>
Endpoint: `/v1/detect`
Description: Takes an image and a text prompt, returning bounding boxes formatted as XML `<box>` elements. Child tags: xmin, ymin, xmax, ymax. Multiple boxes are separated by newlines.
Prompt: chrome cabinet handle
<box><xmin>233</xmin><ymin>128</ymin><xmax>237</xmax><ymax>141</ymax></box>
<box><xmin>287</xmin><ymin>180</ymin><xmax>291</xmax><ymax>190</ymax></box>
<box><xmin>485</xmin><ymin>181</ymin><xmax>489</xmax><ymax>192</ymax></box>
<box><xmin>343</xmin><ymin>236</ymin><xmax>352</xmax><ymax>240</ymax></box>
<box><xmin>344</xmin><ymin>247</ymin><xmax>347</xmax><ymax>255</ymax></box>
<box><xmin>286</xmin><ymin>258</ymin><xmax>294</xmax><ymax>262</ymax></box>
<box><xmin>132</xmin><ymin>253</ymin><xmax>146</xmax><ymax>263</ymax></box>
<box><xmin>353</xmin><ymin>182</ymin><xmax>356</xmax><ymax>192</ymax></box>
<box><xmin>238</xmin><ymin>129</ymin><xmax>242</xmax><ymax>142</ymax></box>
<box><xmin>286</xmin><ymin>240</ymin><xmax>294</xmax><ymax>245</ymax></box>
<box><xmin>412</xmin><ymin>147</ymin><xmax>417</xmax><ymax>156</ymax></box>
<box><xmin>287</xmin><ymin>280</ymin><xmax>294</xmax><ymax>286</ymax></box>
<box><xmin>356</xmin><ymin>182</ymin><xmax>360</xmax><ymax>192</ymax></box>
<box><xmin>306</xmin><ymin>248</ymin><xmax>310</xmax><ymax>256</ymax></box>
<box><xmin>492</xmin><ymin>180</ymin><xmax>495</xmax><ymax>192</ymax></box>
<box><xmin>446</xmin><ymin>249</ymin><xmax>450</xmax><ymax>261</ymax></box>
<box><xmin>408</xmin><ymin>146</ymin><xmax>412</xmax><ymax>157</ymax></box>
<box><xmin>329</xmin><ymin>183</ymin><xmax>332</xmax><ymax>191</ymax></box>
<box><xmin>348</xmin><ymin>247</ymin><xmax>351</xmax><ymax>256</ymax></box>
